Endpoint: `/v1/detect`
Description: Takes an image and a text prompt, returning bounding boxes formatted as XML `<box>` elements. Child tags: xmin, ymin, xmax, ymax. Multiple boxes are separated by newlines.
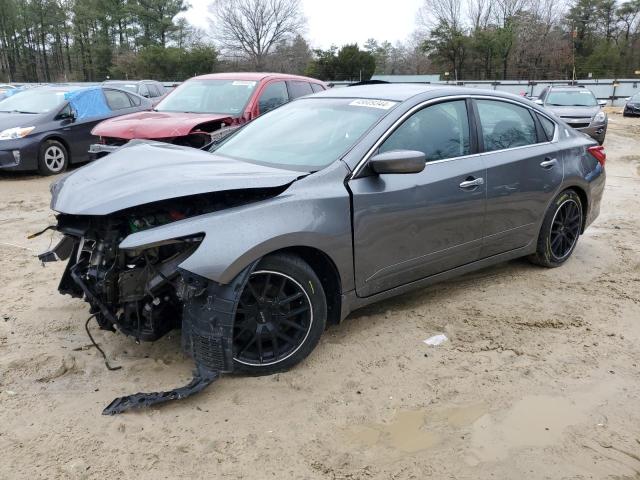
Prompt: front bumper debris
<box><xmin>102</xmin><ymin>365</ymin><xmax>220</xmax><ymax>415</ymax></box>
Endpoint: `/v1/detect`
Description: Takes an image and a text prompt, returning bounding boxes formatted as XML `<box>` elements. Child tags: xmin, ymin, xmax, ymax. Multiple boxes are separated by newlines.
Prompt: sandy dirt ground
<box><xmin>1</xmin><ymin>113</ymin><xmax>639</xmax><ymax>480</ymax></box>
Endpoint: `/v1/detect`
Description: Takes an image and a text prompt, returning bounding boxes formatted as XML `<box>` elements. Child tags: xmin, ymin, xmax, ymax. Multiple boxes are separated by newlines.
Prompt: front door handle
<box><xmin>540</xmin><ymin>158</ymin><xmax>558</xmax><ymax>169</ymax></box>
<box><xmin>459</xmin><ymin>177</ymin><xmax>484</xmax><ymax>189</ymax></box>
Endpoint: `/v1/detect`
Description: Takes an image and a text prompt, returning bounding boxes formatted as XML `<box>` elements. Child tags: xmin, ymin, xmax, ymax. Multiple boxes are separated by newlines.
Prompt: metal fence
<box><xmin>330</xmin><ymin>78</ymin><xmax>640</xmax><ymax>106</ymax></box>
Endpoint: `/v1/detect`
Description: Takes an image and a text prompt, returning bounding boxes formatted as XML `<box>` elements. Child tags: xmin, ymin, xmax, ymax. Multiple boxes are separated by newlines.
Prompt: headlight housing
<box><xmin>0</xmin><ymin>126</ymin><xmax>35</xmax><ymax>140</ymax></box>
<box><xmin>593</xmin><ymin>111</ymin><xmax>607</xmax><ymax>123</ymax></box>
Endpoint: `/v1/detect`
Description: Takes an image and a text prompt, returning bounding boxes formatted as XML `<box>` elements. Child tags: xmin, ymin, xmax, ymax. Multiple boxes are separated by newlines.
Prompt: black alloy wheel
<box><xmin>530</xmin><ymin>189</ymin><xmax>584</xmax><ymax>268</ymax></box>
<box><xmin>234</xmin><ymin>270</ymin><xmax>313</xmax><ymax>367</ymax></box>
<box><xmin>549</xmin><ymin>198</ymin><xmax>582</xmax><ymax>261</ymax></box>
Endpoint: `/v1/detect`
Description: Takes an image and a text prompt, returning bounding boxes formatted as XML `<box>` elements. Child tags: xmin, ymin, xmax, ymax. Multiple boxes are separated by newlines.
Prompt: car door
<box><xmin>349</xmin><ymin>99</ymin><xmax>487</xmax><ymax>297</ymax></box>
<box><xmin>473</xmin><ymin>98</ymin><xmax>564</xmax><ymax>258</ymax></box>
<box><xmin>69</xmin><ymin>89</ymin><xmax>137</xmax><ymax>161</ymax></box>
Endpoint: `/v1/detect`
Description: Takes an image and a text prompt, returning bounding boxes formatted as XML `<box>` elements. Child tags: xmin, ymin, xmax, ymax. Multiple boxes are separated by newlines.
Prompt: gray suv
<box><xmin>535</xmin><ymin>86</ymin><xmax>607</xmax><ymax>144</ymax></box>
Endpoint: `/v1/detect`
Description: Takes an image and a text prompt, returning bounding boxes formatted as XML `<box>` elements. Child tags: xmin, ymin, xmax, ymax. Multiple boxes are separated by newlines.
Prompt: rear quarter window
<box><xmin>288</xmin><ymin>81</ymin><xmax>314</xmax><ymax>99</ymax></box>
<box><xmin>537</xmin><ymin>113</ymin><xmax>556</xmax><ymax>141</ymax></box>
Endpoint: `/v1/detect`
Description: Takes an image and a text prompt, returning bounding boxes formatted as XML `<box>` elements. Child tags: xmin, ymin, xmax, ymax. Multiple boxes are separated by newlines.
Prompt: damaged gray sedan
<box><xmin>39</xmin><ymin>85</ymin><xmax>606</xmax><ymax>414</ymax></box>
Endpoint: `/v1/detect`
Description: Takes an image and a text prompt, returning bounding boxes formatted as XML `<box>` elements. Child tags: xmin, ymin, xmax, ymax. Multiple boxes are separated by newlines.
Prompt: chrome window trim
<box><xmin>351</xmin><ymin>94</ymin><xmax>558</xmax><ymax>178</ymax></box>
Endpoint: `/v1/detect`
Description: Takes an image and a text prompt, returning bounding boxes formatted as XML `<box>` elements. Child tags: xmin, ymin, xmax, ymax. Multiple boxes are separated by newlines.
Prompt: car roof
<box><xmin>310</xmin><ymin>83</ymin><xmax>521</xmax><ymax>102</ymax></box>
<box><xmin>190</xmin><ymin>72</ymin><xmax>324</xmax><ymax>83</ymax></box>
<box><xmin>548</xmin><ymin>86</ymin><xmax>588</xmax><ymax>92</ymax></box>
<box><xmin>27</xmin><ymin>85</ymin><xmax>82</xmax><ymax>93</ymax></box>
<box><xmin>104</xmin><ymin>80</ymin><xmax>158</xmax><ymax>84</ymax></box>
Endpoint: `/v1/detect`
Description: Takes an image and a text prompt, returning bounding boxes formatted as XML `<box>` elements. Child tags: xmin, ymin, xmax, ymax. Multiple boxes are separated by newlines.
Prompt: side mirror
<box><xmin>598</xmin><ymin>100</ymin><xmax>607</xmax><ymax>107</ymax></box>
<box><xmin>534</xmin><ymin>99</ymin><xmax>544</xmax><ymax>105</ymax></box>
<box><xmin>369</xmin><ymin>150</ymin><xmax>426</xmax><ymax>175</ymax></box>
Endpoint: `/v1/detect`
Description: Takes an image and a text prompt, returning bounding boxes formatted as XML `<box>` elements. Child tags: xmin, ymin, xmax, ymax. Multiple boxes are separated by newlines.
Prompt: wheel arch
<box><xmin>265</xmin><ymin>246</ymin><xmax>342</xmax><ymax>326</ymax></box>
<box><xmin>41</xmin><ymin>135</ymin><xmax>72</xmax><ymax>163</ymax></box>
<box><xmin>562</xmin><ymin>184</ymin><xmax>589</xmax><ymax>233</ymax></box>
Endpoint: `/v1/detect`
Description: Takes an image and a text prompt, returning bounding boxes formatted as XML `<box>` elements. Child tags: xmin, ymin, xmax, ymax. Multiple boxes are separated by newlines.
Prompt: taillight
<box><xmin>588</xmin><ymin>145</ymin><xmax>606</xmax><ymax>167</ymax></box>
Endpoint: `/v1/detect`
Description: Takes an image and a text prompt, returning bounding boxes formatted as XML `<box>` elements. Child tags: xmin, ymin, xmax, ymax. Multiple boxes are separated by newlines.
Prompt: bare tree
<box><xmin>209</xmin><ymin>0</ymin><xmax>306</xmax><ymax>70</ymax></box>
<box><xmin>418</xmin><ymin>0</ymin><xmax>464</xmax><ymax>30</ymax></box>
<box><xmin>467</xmin><ymin>0</ymin><xmax>493</xmax><ymax>30</ymax></box>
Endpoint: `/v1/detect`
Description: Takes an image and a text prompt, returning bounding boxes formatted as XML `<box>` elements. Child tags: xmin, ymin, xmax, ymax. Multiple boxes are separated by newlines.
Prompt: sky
<box><xmin>180</xmin><ymin>0</ymin><xmax>425</xmax><ymax>49</ymax></box>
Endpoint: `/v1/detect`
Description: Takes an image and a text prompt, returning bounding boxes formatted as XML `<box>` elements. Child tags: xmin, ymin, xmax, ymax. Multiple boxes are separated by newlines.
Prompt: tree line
<box><xmin>1</xmin><ymin>0</ymin><xmax>639</xmax><ymax>84</ymax></box>
<box><xmin>419</xmin><ymin>0</ymin><xmax>640</xmax><ymax>80</ymax></box>
<box><xmin>0</xmin><ymin>0</ymin><xmax>216</xmax><ymax>82</ymax></box>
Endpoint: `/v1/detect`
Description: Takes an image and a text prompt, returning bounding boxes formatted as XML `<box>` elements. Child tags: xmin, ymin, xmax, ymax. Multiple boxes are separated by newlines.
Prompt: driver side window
<box><xmin>258</xmin><ymin>81</ymin><xmax>289</xmax><ymax>115</ymax></box>
<box><xmin>379</xmin><ymin>100</ymin><xmax>471</xmax><ymax>161</ymax></box>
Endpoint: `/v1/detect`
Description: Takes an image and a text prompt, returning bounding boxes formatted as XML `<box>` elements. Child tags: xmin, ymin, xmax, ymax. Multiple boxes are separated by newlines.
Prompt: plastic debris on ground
<box><xmin>423</xmin><ymin>334</ymin><xmax>448</xmax><ymax>346</ymax></box>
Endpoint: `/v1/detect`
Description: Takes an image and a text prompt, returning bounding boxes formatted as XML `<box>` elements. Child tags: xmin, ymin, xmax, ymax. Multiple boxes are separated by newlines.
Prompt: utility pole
<box><xmin>572</xmin><ymin>24</ymin><xmax>577</xmax><ymax>82</ymax></box>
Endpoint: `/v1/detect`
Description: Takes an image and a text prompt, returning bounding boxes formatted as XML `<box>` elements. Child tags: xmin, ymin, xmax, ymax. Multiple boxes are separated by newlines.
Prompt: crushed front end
<box><xmin>39</xmin><ymin>198</ymin><xmax>254</xmax><ymax>414</ymax></box>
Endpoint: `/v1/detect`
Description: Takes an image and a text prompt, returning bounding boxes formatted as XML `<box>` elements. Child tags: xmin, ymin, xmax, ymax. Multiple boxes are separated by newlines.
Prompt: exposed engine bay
<box><xmin>38</xmin><ymin>187</ymin><xmax>284</xmax><ymax>414</ymax></box>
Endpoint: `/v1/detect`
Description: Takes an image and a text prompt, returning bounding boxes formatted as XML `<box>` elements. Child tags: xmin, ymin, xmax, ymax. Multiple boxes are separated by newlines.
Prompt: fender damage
<box><xmin>39</xmin><ymin>143</ymin><xmax>307</xmax><ymax>413</ymax></box>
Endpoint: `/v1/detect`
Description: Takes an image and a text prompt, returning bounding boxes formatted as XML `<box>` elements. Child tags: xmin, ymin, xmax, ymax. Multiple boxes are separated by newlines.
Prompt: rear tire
<box><xmin>232</xmin><ymin>253</ymin><xmax>327</xmax><ymax>375</ymax></box>
<box><xmin>529</xmin><ymin>189</ymin><xmax>583</xmax><ymax>268</ymax></box>
<box><xmin>38</xmin><ymin>140</ymin><xmax>68</xmax><ymax>175</ymax></box>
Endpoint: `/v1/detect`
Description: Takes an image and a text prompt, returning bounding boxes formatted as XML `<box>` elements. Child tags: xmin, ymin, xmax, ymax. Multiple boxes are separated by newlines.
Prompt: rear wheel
<box><xmin>232</xmin><ymin>253</ymin><xmax>327</xmax><ymax>375</ymax></box>
<box><xmin>38</xmin><ymin>140</ymin><xmax>68</xmax><ymax>175</ymax></box>
<box><xmin>529</xmin><ymin>189</ymin><xmax>583</xmax><ymax>268</ymax></box>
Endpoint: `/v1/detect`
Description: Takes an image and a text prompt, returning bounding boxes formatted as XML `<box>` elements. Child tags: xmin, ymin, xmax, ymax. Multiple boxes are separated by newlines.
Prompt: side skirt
<box><xmin>340</xmin><ymin>243</ymin><xmax>536</xmax><ymax>320</ymax></box>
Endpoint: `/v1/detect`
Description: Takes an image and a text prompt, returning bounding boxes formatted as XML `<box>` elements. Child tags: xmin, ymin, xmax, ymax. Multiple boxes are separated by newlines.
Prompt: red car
<box><xmin>90</xmin><ymin>73</ymin><xmax>327</xmax><ymax>154</ymax></box>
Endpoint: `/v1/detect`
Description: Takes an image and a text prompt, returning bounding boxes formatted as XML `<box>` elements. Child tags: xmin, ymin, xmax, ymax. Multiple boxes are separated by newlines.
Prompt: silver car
<box><xmin>535</xmin><ymin>86</ymin><xmax>608</xmax><ymax>144</ymax></box>
<box><xmin>40</xmin><ymin>85</ymin><xmax>606</xmax><ymax>413</ymax></box>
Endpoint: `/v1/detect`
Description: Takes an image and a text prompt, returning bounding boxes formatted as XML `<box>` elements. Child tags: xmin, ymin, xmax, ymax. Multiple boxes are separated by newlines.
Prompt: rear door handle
<box><xmin>540</xmin><ymin>158</ymin><xmax>558</xmax><ymax>169</ymax></box>
<box><xmin>459</xmin><ymin>177</ymin><xmax>484</xmax><ymax>189</ymax></box>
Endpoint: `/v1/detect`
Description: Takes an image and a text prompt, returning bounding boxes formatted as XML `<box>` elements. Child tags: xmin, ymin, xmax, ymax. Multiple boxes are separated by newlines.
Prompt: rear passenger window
<box><xmin>288</xmin><ymin>81</ymin><xmax>314</xmax><ymax>99</ymax></box>
<box><xmin>138</xmin><ymin>84</ymin><xmax>149</xmax><ymax>98</ymax></box>
<box><xmin>537</xmin><ymin>113</ymin><xmax>556</xmax><ymax>141</ymax></box>
<box><xmin>311</xmin><ymin>83</ymin><xmax>324</xmax><ymax>93</ymax></box>
<box><xmin>258</xmin><ymin>81</ymin><xmax>289</xmax><ymax>114</ymax></box>
<box><xmin>104</xmin><ymin>89</ymin><xmax>133</xmax><ymax>110</ymax></box>
<box><xmin>379</xmin><ymin>100</ymin><xmax>471</xmax><ymax>161</ymax></box>
<box><xmin>147</xmin><ymin>84</ymin><xmax>160</xmax><ymax>97</ymax></box>
<box><xmin>475</xmin><ymin>100</ymin><xmax>537</xmax><ymax>151</ymax></box>
<box><xmin>127</xmin><ymin>93</ymin><xmax>142</xmax><ymax>106</ymax></box>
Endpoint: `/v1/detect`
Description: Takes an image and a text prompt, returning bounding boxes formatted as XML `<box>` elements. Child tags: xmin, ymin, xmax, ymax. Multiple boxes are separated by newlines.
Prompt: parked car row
<box><xmin>0</xmin><ymin>73</ymin><xmax>326</xmax><ymax>175</ymax></box>
<box><xmin>36</xmin><ymin>83</ymin><xmax>606</xmax><ymax>413</ymax></box>
<box><xmin>0</xmin><ymin>84</ymin><xmax>153</xmax><ymax>174</ymax></box>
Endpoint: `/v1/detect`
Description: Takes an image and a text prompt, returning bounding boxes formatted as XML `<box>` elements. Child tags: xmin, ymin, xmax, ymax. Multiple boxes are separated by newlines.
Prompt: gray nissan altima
<box><xmin>39</xmin><ymin>84</ymin><xmax>606</xmax><ymax>413</ymax></box>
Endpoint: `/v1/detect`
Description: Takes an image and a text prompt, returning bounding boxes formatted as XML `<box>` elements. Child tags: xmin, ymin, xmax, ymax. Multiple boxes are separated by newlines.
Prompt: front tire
<box><xmin>529</xmin><ymin>189</ymin><xmax>583</xmax><ymax>268</ymax></box>
<box><xmin>232</xmin><ymin>253</ymin><xmax>327</xmax><ymax>375</ymax></box>
<box><xmin>38</xmin><ymin>140</ymin><xmax>68</xmax><ymax>175</ymax></box>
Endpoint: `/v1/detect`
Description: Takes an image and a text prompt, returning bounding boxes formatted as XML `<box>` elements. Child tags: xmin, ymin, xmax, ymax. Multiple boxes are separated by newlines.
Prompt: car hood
<box><xmin>0</xmin><ymin>112</ymin><xmax>44</xmax><ymax>130</ymax></box>
<box><xmin>91</xmin><ymin>111</ymin><xmax>234</xmax><ymax>139</ymax></box>
<box><xmin>51</xmin><ymin>142</ymin><xmax>303</xmax><ymax>215</ymax></box>
<box><xmin>544</xmin><ymin>105</ymin><xmax>599</xmax><ymax>119</ymax></box>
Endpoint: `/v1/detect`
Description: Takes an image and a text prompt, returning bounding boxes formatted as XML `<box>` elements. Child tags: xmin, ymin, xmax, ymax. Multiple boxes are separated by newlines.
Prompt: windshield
<box><xmin>0</xmin><ymin>89</ymin><xmax>68</xmax><ymax>114</ymax></box>
<box><xmin>156</xmin><ymin>79</ymin><xmax>258</xmax><ymax>115</ymax></box>
<box><xmin>547</xmin><ymin>90</ymin><xmax>597</xmax><ymax>107</ymax></box>
<box><xmin>212</xmin><ymin>98</ymin><xmax>396</xmax><ymax>171</ymax></box>
<box><xmin>631</xmin><ymin>93</ymin><xmax>640</xmax><ymax>102</ymax></box>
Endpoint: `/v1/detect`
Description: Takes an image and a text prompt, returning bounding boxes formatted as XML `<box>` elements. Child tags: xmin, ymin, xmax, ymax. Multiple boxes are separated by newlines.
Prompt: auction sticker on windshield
<box><xmin>349</xmin><ymin>99</ymin><xmax>397</xmax><ymax>110</ymax></box>
<box><xmin>232</xmin><ymin>81</ymin><xmax>257</xmax><ymax>87</ymax></box>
